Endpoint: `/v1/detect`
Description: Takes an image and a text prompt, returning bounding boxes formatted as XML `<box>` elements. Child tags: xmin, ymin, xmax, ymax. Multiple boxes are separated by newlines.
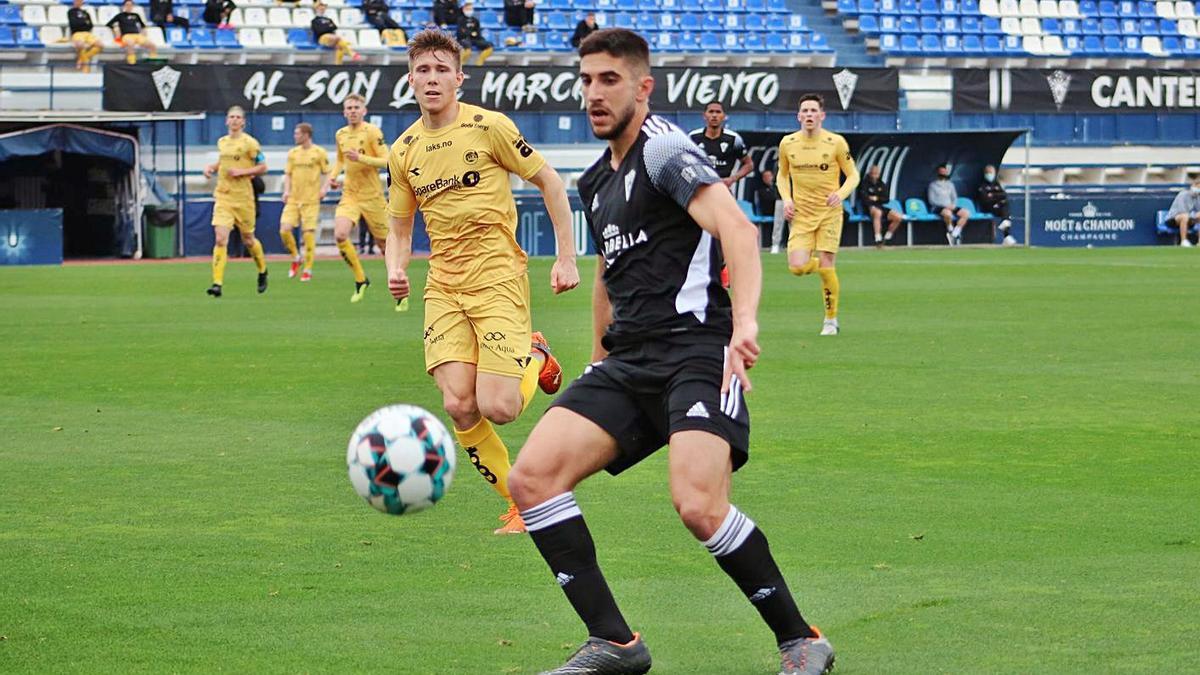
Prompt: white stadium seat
<box><xmin>358</xmin><ymin>28</ymin><xmax>382</xmax><ymax>48</ymax></box>
<box><xmin>339</xmin><ymin>8</ymin><xmax>364</xmax><ymax>26</ymax></box>
<box><xmin>1058</xmin><ymin>0</ymin><xmax>1081</xmax><ymax>16</ymax></box>
<box><xmin>47</xmin><ymin>4</ymin><xmax>68</xmax><ymax>27</ymax></box>
<box><xmin>1178</xmin><ymin>17</ymin><xmax>1197</xmax><ymax>35</ymax></box>
<box><xmin>999</xmin><ymin>0</ymin><xmax>1021</xmax><ymax>17</ymax></box>
<box><xmin>1019</xmin><ymin>0</ymin><xmax>1039</xmax><ymax>15</ymax></box>
<box><xmin>262</xmin><ymin>27</ymin><xmax>287</xmax><ymax>47</ymax></box>
<box><xmin>23</xmin><ymin>4</ymin><xmax>47</xmax><ymax>26</ymax></box>
<box><xmin>227</xmin><ymin>8</ymin><xmax>244</xmax><ymax>26</ymax></box>
<box><xmin>1157</xmin><ymin>1</ymin><xmax>1177</xmax><ymax>17</ymax></box>
<box><xmin>267</xmin><ymin>7</ymin><xmax>291</xmax><ymax>26</ymax></box>
<box><xmin>1022</xmin><ymin>35</ymin><xmax>1045</xmax><ymax>53</ymax></box>
<box><xmin>1001</xmin><ymin>16</ymin><xmax>1022</xmax><ymax>32</ymax></box>
<box><xmin>1021</xmin><ymin>16</ymin><xmax>1042</xmax><ymax>32</ymax></box>
<box><xmin>97</xmin><ymin>5</ymin><xmax>118</xmax><ymax>26</ymax></box>
<box><xmin>979</xmin><ymin>0</ymin><xmax>1001</xmax><ymax>15</ymax></box>
<box><xmin>243</xmin><ymin>8</ymin><xmax>268</xmax><ymax>27</ymax></box>
<box><xmin>1039</xmin><ymin>0</ymin><xmax>1060</xmax><ymax>16</ymax></box>
<box><xmin>337</xmin><ymin>28</ymin><xmax>357</xmax><ymax>46</ymax></box>
<box><xmin>1142</xmin><ymin>35</ymin><xmax>1168</xmax><ymax>55</ymax></box>
<box><xmin>93</xmin><ymin>26</ymin><xmax>116</xmax><ymax>47</ymax></box>
<box><xmin>239</xmin><ymin>27</ymin><xmax>263</xmax><ymax>46</ymax></box>
<box><xmin>40</xmin><ymin>25</ymin><xmax>64</xmax><ymax>45</ymax></box>
<box><xmin>144</xmin><ymin>26</ymin><xmax>166</xmax><ymax>48</ymax></box>
<box><xmin>1042</xmin><ymin>33</ymin><xmax>1067</xmax><ymax>53</ymax></box>
<box><xmin>293</xmin><ymin>7</ymin><xmax>315</xmax><ymax>27</ymax></box>
<box><xmin>1176</xmin><ymin>1</ymin><xmax>1195</xmax><ymax>18</ymax></box>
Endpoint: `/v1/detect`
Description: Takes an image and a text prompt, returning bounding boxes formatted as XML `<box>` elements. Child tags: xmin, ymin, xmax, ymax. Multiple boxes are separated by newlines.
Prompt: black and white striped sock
<box><xmin>522</xmin><ymin>492</ymin><xmax>634</xmax><ymax>644</ymax></box>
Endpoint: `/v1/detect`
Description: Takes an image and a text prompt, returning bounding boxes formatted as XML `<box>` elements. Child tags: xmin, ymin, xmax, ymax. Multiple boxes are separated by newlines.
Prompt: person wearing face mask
<box><xmin>977</xmin><ymin>164</ymin><xmax>1015</xmax><ymax>246</ymax></box>
<box><xmin>456</xmin><ymin>2</ymin><xmax>493</xmax><ymax>65</ymax></box>
<box><xmin>927</xmin><ymin>163</ymin><xmax>969</xmax><ymax>246</ymax></box>
<box><xmin>1166</xmin><ymin>175</ymin><xmax>1200</xmax><ymax>247</ymax></box>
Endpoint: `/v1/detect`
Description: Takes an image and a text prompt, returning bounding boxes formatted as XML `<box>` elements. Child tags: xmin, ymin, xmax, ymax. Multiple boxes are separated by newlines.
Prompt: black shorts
<box><xmin>550</xmin><ymin>339</ymin><xmax>750</xmax><ymax>476</ymax></box>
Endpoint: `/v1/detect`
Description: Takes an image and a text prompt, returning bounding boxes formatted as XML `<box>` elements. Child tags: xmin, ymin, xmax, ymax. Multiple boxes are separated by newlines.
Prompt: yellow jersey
<box><xmin>776</xmin><ymin>129</ymin><xmax>859</xmax><ymax>224</ymax></box>
<box><xmin>285</xmin><ymin>144</ymin><xmax>331</xmax><ymax>205</ymax></box>
<box><xmin>214</xmin><ymin>133</ymin><xmax>263</xmax><ymax>203</ymax></box>
<box><xmin>331</xmin><ymin>122</ymin><xmax>388</xmax><ymax>199</ymax></box>
<box><xmin>388</xmin><ymin>102</ymin><xmax>547</xmax><ymax>292</ymax></box>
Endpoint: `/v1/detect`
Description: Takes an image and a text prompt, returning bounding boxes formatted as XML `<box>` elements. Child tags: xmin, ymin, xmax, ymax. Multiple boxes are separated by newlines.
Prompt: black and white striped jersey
<box><xmin>577</xmin><ymin>115</ymin><xmax>732</xmax><ymax>347</ymax></box>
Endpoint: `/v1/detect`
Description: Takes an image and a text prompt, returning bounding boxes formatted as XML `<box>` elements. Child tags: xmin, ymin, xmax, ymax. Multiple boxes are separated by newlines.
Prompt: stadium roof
<box><xmin>0</xmin><ymin>111</ymin><xmax>205</xmax><ymax>123</ymax></box>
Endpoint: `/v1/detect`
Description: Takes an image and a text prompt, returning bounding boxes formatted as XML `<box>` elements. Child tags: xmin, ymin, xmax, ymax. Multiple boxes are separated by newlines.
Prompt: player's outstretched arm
<box><xmin>385</xmin><ymin>214</ymin><xmax>414</xmax><ymax>301</ymax></box>
<box><xmin>687</xmin><ymin>183</ymin><xmax>762</xmax><ymax>393</ymax></box>
<box><xmin>591</xmin><ymin>256</ymin><xmax>612</xmax><ymax>362</ymax></box>
<box><xmin>526</xmin><ymin>163</ymin><xmax>580</xmax><ymax>295</ymax></box>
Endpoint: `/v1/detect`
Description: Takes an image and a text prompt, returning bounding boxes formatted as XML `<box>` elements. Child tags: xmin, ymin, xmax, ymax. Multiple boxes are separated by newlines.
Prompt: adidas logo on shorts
<box><xmin>556</xmin><ymin>572</ymin><xmax>575</xmax><ymax>587</ymax></box>
<box><xmin>686</xmin><ymin>402</ymin><xmax>709</xmax><ymax>419</ymax></box>
<box><xmin>748</xmin><ymin>586</ymin><xmax>776</xmax><ymax>603</ymax></box>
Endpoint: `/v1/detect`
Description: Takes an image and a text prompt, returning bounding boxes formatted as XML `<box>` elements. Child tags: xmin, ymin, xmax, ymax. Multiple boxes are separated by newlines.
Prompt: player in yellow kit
<box><xmin>280</xmin><ymin>122</ymin><xmax>331</xmax><ymax>282</ymax></box>
<box><xmin>385</xmin><ymin>30</ymin><xmax>580</xmax><ymax>535</ymax></box>
<box><xmin>777</xmin><ymin>93</ymin><xmax>859</xmax><ymax>336</ymax></box>
<box><xmin>203</xmin><ymin>106</ymin><xmax>269</xmax><ymax>298</ymax></box>
<box><xmin>326</xmin><ymin>93</ymin><xmax>391</xmax><ymax>303</ymax></box>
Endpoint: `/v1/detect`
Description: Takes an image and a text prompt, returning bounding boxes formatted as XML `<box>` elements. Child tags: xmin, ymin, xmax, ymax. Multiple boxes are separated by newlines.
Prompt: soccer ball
<box><xmin>346</xmin><ymin>404</ymin><xmax>456</xmax><ymax>515</ymax></box>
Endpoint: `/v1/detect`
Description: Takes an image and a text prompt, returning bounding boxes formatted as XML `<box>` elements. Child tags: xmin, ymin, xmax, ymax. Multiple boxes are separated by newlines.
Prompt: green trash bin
<box><xmin>144</xmin><ymin>208</ymin><xmax>178</xmax><ymax>259</ymax></box>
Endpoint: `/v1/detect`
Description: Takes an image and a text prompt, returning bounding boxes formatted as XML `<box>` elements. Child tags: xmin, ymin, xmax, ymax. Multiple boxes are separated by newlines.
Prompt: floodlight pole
<box><xmin>1023</xmin><ymin>129</ymin><xmax>1031</xmax><ymax>248</ymax></box>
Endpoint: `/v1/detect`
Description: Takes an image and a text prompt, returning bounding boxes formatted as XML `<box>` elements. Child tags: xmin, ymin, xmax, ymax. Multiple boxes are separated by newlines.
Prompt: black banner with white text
<box><xmin>104</xmin><ymin>64</ymin><xmax>899</xmax><ymax>113</ymax></box>
<box><xmin>954</xmin><ymin>68</ymin><xmax>1200</xmax><ymax>112</ymax></box>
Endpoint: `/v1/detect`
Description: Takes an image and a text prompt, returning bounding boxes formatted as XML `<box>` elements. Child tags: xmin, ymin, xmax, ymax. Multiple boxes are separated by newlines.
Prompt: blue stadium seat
<box><xmin>744</xmin><ymin>33</ymin><xmax>767</xmax><ymax>49</ymax></box>
<box><xmin>681</xmin><ymin>0</ymin><xmax>703</xmax><ymax>11</ymax></box>
<box><xmin>904</xmin><ymin>198</ymin><xmax>938</xmax><ymax>220</ymax></box>
<box><xmin>982</xmin><ymin>16</ymin><xmax>1001</xmax><ymax>32</ymax></box>
<box><xmin>0</xmin><ymin>5</ymin><xmax>23</xmax><ymax>25</ymax></box>
<box><xmin>859</xmin><ymin>13</ymin><xmax>880</xmax><ymax>31</ymax></box>
<box><xmin>654</xmin><ymin>30</ymin><xmax>679</xmax><ymax>50</ymax></box>
<box><xmin>745</xmin><ymin>0</ymin><xmax>768</xmax><ymax>11</ymax></box>
<box><xmin>919</xmin><ymin>15</ymin><xmax>938</xmax><ymax>31</ymax></box>
<box><xmin>1098</xmin><ymin>0</ymin><xmax>1117</xmax><ymax>16</ymax></box>
<box><xmin>961</xmin><ymin>15</ymin><xmax>980</xmax><ymax>31</ymax></box>
<box><xmin>699</xmin><ymin>32</ymin><xmax>721</xmax><ymax>49</ymax></box>
<box><xmin>544</xmin><ymin>30</ymin><xmax>569</xmax><ymax>49</ymax></box>
<box><xmin>546</xmin><ymin>11</ymin><xmax>570</xmax><ymax>29</ymax></box>
<box><xmin>879</xmin><ymin>0</ymin><xmax>899</xmax><ymax>11</ymax></box>
<box><xmin>677</xmin><ymin>32</ymin><xmax>700</xmax><ymax>49</ymax></box>
<box><xmin>1161</xmin><ymin>35</ymin><xmax>1181</xmax><ymax>53</ymax></box>
<box><xmin>658</xmin><ymin>13</ymin><xmax>677</xmax><ymax>29</ymax></box>
<box><xmin>810</xmin><ymin>31</ymin><xmax>831</xmax><ymax>50</ymax></box>
<box><xmin>982</xmin><ymin>33</ymin><xmax>1001</xmax><ymax>51</ymax></box>
<box><xmin>962</xmin><ymin>33</ymin><xmax>982</xmax><ymax>51</ymax></box>
<box><xmin>725</xmin><ymin>0</ymin><xmax>746</xmax><ymax>12</ymax></box>
<box><xmin>956</xmin><ymin>197</ymin><xmax>980</xmax><ymax>216</ymax></box>
<box><xmin>897</xmin><ymin>32</ymin><xmax>919</xmax><ymax>52</ymax></box>
<box><xmin>409</xmin><ymin>8</ymin><xmax>431</xmax><ymax>23</ymax></box>
<box><xmin>766</xmin><ymin>13</ymin><xmax>788</xmax><ymax>30</ymax></box>
<box><xmin>481</xmin><ymin>11</ymin><xmax>503</xmax><ymax>28</ymax></box>
<box><xmin>1118</xmin><ymin>0</ymin><xmax>1135</xmax><ymax>14</ymax></box>
<box><xmin>1061</xmin><ymin>18</ymin><xmax>1080</xmax><ymax>33</ymax></box>
<box><xmin>16</xmin><ymin>26</ymin><xmax>41</xmax><ymax>47</ymax></box>
<box><xmin>723</xmin><ymin>31</ymin><xmax>745</xmax><ymax>49</ymax></box>
<box><xmin>1082</xmin><ymin>17</ymin><xmax>1100</xmax><ymax>33</ymax></box>
<box><xmin>943</xmin><ymin>16</ymin><xmax>959</xmax><ymax>31</ymax></box>
<box><xmin>215</xmin><ymin>28</ymin><xmax>240</xmax><ymax>47</ymax></box>
<box><xmin>788</xmin><ymin>31</ymin><xmax>811</xmax><ymax>49</ymax></box>
<box><xmin>1102</xmin><ymin>34</ymin><xmax>1122</xmax><ymax>52</ymax></box>
<box><xmin>899</xmin><ymin>0</ymin><xmax>918</xmax><ymax>12</ymax></box>
<box><xmin>767</xmin><ymin>0</ymin><xmax>788</xmax><ymax>11</ymax></box>
<box><xmin>166</xmin><ymin>26</ymin><xmax>190</xmax><ymax>47</ymax></box>
<box><xmin>1122</xmin><ymin>35</ymin><xmax>1141</xmax><ymax>52</ymax></box>
<box><xmin>880</xmin><ymin>32</ymin><xmax>899</xmax><ymax>50</ymax></box>
<box><xmin>723</xmin><ymin>12</ymin><xmax>743</xmax><ymax>28</ymax></box>
<box><xmin>548</xmin><ymin>0</ymin><xmax>572</xmax><ymax>8</ymax></box>
<box><xmin>635</xmin><ymin>12</ymin><xmax>657</xmax><ymax>30</ymax></box>
<box><xmin>920</xmin><ymin>33</ymin><xmax>941</xmax><ymax>52</ymax></box>
<box><xmin>287</xmin><ymin>27</ymin><xmax>316</xmax><ymax>48</ymax></box>
<box><xmin>838</xmin><ymin>0</ymin><xmax>858</xmax><ymax>12</ymax></box>
<box><xmin>858</xmin><ymin>0</ymin><xmax>879</xmax><ymax>10</ymax></box>
<box><xmin>918</xmin><ymin>0</ymin><xmax>938</xmax><ymax>12</ymax></box>
<box><xmin>191</xmin><ymin>27</ymin><xmax>217</xmax><ymax>48</ymax></box>
<box><xmin>615</xmin><ymin>0</ymin><xmax>636</xmax><ymax>10</ymax></box>
<box><xmin>961</xmin><ymin>0</ymin><xmax>979</xmax><ymax>12</ymax></box>
<box><xmin>764</xmin><ymin>31</ymin><xmax>786</xmax><ymax>49</ymax></box>
<box><xmin>701</xmin><ymin>12</ymin><xmax>723</xmax><ymax>30</ymax></box>
<box><xmin>1042</xmin><ymin>18</ymin><xmax>1060</xmax><ymax>32</ymax></box>
<box><xmin>612</xmin><ymin>11</ymin><xmax>635</xmax><ymax>27</ymax></box>
<box><xmin>1137</xmin><ymin>0</ymin><xmax>1155</xmax><ymax>16</ymax></box>
<box><xmin>899</xmin><ymin>15</ymin><xmax>918</xmax><ymax>31</ymax></box>
<box><xmin>1081</xmin><ymin>34</ymin><xmax>1103</xmax><ymax>53</ymax></box>
<box><xmin>1100</xmin><ymin>17</ymin><xmax>1119</xmax><ymax>34</ymax></box>
<box><xmin>679</xmin><ymin>12</ymin><xmax>701</xmax><ymax>30</ymax></box>
<box><xmin>1160</xmin><ymin>19</ymin><xmax>1178</xmax><ymax>34</ymax></box>
<box><xmin>1139</xmin><ymin>18</ymin><xmax>1158</xmax><ymax>33</ymax></box>
<box><xmin>744</xmin><ymin>13</ymin><xmax>766</xmax><ymax>29</ymax></box>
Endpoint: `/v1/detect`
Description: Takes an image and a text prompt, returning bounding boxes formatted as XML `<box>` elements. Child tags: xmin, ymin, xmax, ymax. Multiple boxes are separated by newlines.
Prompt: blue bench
<box><xmin>1155</xmin><ymin>209</ymin><xmax>1200</xmax><ymax>242</ymax></box>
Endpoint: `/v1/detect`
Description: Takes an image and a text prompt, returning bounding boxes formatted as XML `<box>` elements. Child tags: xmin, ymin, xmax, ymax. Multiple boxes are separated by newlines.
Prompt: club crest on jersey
<box><xmin>720</xmin><ymin>142</ymin><xmax>728</xmax><ymax>153</ymax></box>
<box><xmin>624</xmin><ymin>169</ymin><xmax>636</xmax><ymax>202</ymax></box>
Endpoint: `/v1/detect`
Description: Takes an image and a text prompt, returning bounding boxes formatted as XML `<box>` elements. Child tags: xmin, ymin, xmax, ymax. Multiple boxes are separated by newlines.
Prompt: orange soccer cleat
<box><xmin>494</xmin><ymin>504</ymin><xmax>526</xmax><ymax>535</ymax></box>
<box><xmin>530</xmin><ymin>331</ymin><xmax>562</xmax><ymax>395</ymax></box>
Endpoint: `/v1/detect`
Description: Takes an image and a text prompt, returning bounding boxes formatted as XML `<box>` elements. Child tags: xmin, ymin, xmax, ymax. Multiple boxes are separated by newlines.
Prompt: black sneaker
<box><xmin>257</xmin><ymin>271</ymin><xmax>268</xmax><ymax>294</ymax></box>
<box><xmin>206</xmin><ymin>284</ymin><xmax>222</xmax><ymax>298</ymax></box>
<box><xmin>779</xmin><ymin>628</ymin><xmax>834</xmax><ymax>675</ymax></box>
<box><xmin>539</xmin><ymin>633</ymin><xmax>651</xmax><ymax>675</ymax></box>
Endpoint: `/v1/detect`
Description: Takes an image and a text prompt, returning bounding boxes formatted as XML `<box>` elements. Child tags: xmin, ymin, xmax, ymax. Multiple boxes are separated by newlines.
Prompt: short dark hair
<box><xmin>579</xmin><ymin>28</ymin><xmax>650</xmax><ymax>74</ymax></box>
<box><xmin>409</xmin><ymin>29</ymin><xmax>463</xmax><ymax>70</ymax></box>
<box><xmin>797</xmin><ymin>93</ymin><xmax>825</xmax><ymax>111</ymax></box>
<box><xmin>296</xmin><ymin>122</ymin><xmax>313</xmax><ymax>137</ymax></box>
<box><xmin>704</xmin><ymin>101</ymin><xmax>724</xmax><ymax>113</ymax></box>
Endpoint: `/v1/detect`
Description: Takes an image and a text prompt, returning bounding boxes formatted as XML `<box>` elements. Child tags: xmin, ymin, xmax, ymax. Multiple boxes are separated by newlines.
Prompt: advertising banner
<box><xmin>105</xmin><ymin>64</ymin><xmax>899</xmax><ymax>113</ymax></box>
<box><xmin>0</xmin><ymin>209</ymin><xmax>63</xmax><ymax>266</ymax></box>
<box><xmin>953</xmin><ymin>68</ymin><xmax>1200</xmax><ymax>112</ymax></box>
<box><xmin>1028</xmin><ymin>195</ymin><xmax>1163</xmax><ymax>247</ymax></box>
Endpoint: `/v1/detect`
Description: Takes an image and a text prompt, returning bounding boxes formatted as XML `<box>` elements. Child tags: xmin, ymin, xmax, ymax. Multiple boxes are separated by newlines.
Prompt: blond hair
<box><xmin>407</xmin><ymin>29</ymin><xmax>462</xmax><ymax>70</ymax></box>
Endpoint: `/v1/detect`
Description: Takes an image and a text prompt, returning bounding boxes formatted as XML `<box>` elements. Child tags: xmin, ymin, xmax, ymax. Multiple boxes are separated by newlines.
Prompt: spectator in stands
<box><xmin>977</xmin><ymin>164</ymin><xmax>1015</xmax><ymax>246</ymax></box>
<box><xmin>570</xmin><ymin>11</ymin><xmax>596</xmax><ymax>48</ymax></box>
<box><xmin>433</xmin><ymin>0</ymin><xmax>461</xmax><ymax>28</ymax></box>
<box><xmin>928</xmin><ymin>163</ymin><xmax>969</xmax><ymax>246</ymax></box>
<box><xmin>68</xmin><ymin>0</ymin><xmax>103</xmax><ymax>73</ymax></box>
<box><xmin>504</xmin><ymin>0</ymin><xmax>536</xmax><ymax>32</ymax></box>
<box><xmin>202</xmin><ymin>0</ymin><xmax>235</xmax><ymax>29</ymax></box>
<box><xmin>312</xmin><ymin>2</ymin><xmax>362</xmax><ymax>64</ymax></box>
<box><xmin>150</xmin><ymin>0</ymin><xmax>189</xmax><ymax>30</ymax></box>
<box><xmin>106</xmin><ymin>0</ymin><xmax>157</xmax><ymax>65</ymax></box>
<box><xmin>858</xmin><ymin>164</ymin><xmax>902</xmax><ymax>247</ymax></box>
<box><xmin>1166</xmin><ymin>175</ymin><xmax>1200</xmax><ymax>247</ymax></box>
<box><xmin>456</xmin><ymin>2</ymin><xmax>493</xmax><ymax>65</ymax></box>
<box><xmin>363</xmin><ymin>0</ymin><xmax>407</xmax><ymax>46</ymax></box>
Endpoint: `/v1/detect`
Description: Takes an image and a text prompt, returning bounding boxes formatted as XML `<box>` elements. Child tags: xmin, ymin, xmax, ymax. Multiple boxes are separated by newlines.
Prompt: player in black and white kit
<box><xmin>507</xmin><ymin>28</ymin><xmax>835</xmax><ymax>675</ymax></box>
<box><xmin>689</xmin><ymin>101</ymin><xmax>752</xmax><ymax>188</ymax></box>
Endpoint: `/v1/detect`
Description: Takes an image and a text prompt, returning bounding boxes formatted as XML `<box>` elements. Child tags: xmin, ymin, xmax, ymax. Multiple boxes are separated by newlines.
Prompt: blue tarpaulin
<box><xmin>0</xmin><ymin>124</ymin><xmax>136</xmax><ymax>166</ymax></box>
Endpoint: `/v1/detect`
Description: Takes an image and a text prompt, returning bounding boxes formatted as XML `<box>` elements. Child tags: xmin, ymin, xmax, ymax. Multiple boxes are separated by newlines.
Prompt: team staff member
<box><xmin>280</xmin><ymin>122</ymin><xmax>331</xmax><ymax>282</ymax></box>
<box><xmin>106</xmin><ymin>0</ymin><xmax>156</xmax><ymax>65</ymax></box>
<box><xmin>385</xmin><ymin>30</ymin><xmax>579</xmax><ymax>535</ymax></box>
<box><xmin>203</xmin><ymin>106</ymin><xmax>269</xmax><ymax>298</ymax></box>
<box><xmin>858</xmin><ymin>164</ymin><xmax>903</xmax><ymax>247</ymax></box>
<box><xmin>68</xmin><ymin>0</ymin><xmax>102</xmax><ymax>72</ymax></box>
<box><xmin>777</xmin><ymin>93</ymin><xmax>859</xmax><ymax>336</ymax></box>
<box><xmin>327</xmin><ymin>93</ymin><xmax>389</xmax><ymax>303</ymax></box>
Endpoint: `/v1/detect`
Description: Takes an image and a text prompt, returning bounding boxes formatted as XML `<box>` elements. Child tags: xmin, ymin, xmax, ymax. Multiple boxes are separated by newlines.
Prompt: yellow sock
<box><xmin>336</xmin><ymin>239</ymin><xmax>366</xmax><ymax>282</ymax></box>
<box><xmin>280</xmin><ymin>229</ymin><xmax>298</xmax><ymax>258</ymax></box>
<box><xmin>817</xmin><ymin>267</ymin><xmax>839</xmax><ymax>319</ymax></box>
<box><xmin>519</xmin><ymin>357</ymin><xmax>540</xmax><ymax>413</ymax></box>
<box><xmin>125</xmin><ymin>52</ymin><xmax>136</xmax><ymax>65</ymax></box>
<box><xmin>476</xmin><ymin>46</ymin><xmax>493</xmax><ymax>66</ymax></box>
<box><xmin>789</xmin><ymin>257</ymin><xmax>819</xmax><ymax>276</ymax></box>
<box><xmin>454</xmin><ymin>418</ymin><xmax>512</xmax><ymax>503</ymax></box>
<box><xmin>334</xmin><ymin>46</ymin><xmax>344</xmax><ymax>65</ymax></box>
<box><xmin>248</xmin><ymin>239</ymin><xmax>267</xmax><ymax>273</ymax></box>
<box><xmin>302</xmin><ymin>231</ymin><xmax>315</xmax><ymax>271</ymax></box>
<box><xmin>86</xmin><ymin>45</ymin><xmax>102</xmax><ymax>60</ymax></box>
<box><xmin>212</xmin><ymin>245</ymin><xmax>227</xmax><ymax>285</ymax></box>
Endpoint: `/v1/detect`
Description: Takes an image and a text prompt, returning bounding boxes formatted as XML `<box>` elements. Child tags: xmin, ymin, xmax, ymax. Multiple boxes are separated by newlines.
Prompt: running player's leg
<box><xmin>333</xmin><ymin>203</ymin><xmax>368</xmax><ymax>299</ymax></box>
<box><xmin>210</xmin><ymin>223</ymin><xmax>232</xmax><ymax>294</ymax></box>
<box><xmin>508</xmin><ymin>408</ymin><xmax>637</xmax><ymax>646</ymax></box>
<box><xmin>469</xmin><ymin>276</ymin><xmax>557</xmax><ymax>425</ymax></box>
<box><xmin>361</xmin><ymin>197</ymin><xmax>390</xmax><ymax>256</ymax></box>
<box><xmin>787</xmin><ymin>226</ymin><xmax>818</xmax><ymax>276</ymax></box>
<box><xmin>816</xmin><ymin>220</ymin><xmax>841</xmax><ymax>334</ymax></box>
<box><xmin>300</xmin><ymin>203</ymin><xmax>318</xmax><ymax>276</ymax></box>
<box><xmin>235</xmin><ymin>210</ymin><xmax>269</xmax><ymax>293</ymax></box>
<box><xmin>280</xmin><ymin>202</ymin><xmax>301</xmax><ymax>277</ymax></box>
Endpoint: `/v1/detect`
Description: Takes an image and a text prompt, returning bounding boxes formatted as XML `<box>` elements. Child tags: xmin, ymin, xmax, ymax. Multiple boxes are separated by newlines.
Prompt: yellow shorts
<box><xmin>423</xmin><ymin>275</ymin><xmax>531</xmax><ymax>378</ymax></box>
<box><xmin>788</xmin><ymin>213</ymin><xmax>842</xmax><ymax>254</ymax></box>
<box><xmin>71</xmin><ymin>32</ymin><xmax>98</xmax><ymax>47</ymax></box>
<box><xmin>336</xmin><ymin>195</ymin><xmax>389</xmax><ymax>240</ymax></box>
<box><xmin>120</xmin><ymin>34</ymin><xmax>149</xmax><ymax>48</ymax></box>
<box><xmin>212</xmin><ymin>200</ymin><xmax>256</xmax><ymax>232</ymax></box>
<box><xmin>318</xmin><ymin>33</ymin><xmax>341</xmax><ymax>48</ymax></box>
<box><xmin>281</xmin><ymin>202</ymin><xmax>320</xmax><ymax>231</ymax></box>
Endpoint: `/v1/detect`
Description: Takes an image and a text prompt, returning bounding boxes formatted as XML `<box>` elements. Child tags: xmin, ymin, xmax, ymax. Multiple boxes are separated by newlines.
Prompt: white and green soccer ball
<box><xmin>346</xmin><ymin>404</ymin><xmax>456</xmax><ymax>515</ymax></box>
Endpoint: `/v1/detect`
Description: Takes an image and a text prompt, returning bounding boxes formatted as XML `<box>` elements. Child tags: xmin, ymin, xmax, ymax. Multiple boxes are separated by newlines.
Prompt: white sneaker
<box><xmin>1183</xmin><ymin>239</ymin><xmax>1195</xmax><ymax>247</ymax></box>
<box><xmin>999</xmin><ymin>219</ymin><xmax>1012</xmax><ymax>231</ymax></box>
<box><xmin>1003</xmin><ymin>235</ymin><xmax>1018</xmax><ymax>247</ymax></box>
<box><xmin>945</xmin><ymin>229</ymin><xmax>955</xmax><ymax>245</ymax></box>
<box><xmin>952</xmin><ymin>227</ymin><xmax>964</xmax><ymax>246</ymax></box>
<box><xmin>820</xmin><ymin>319</ymin><xmax>839</xmax><ymax>336</ymax></box>
<box><xmin>770</xmin><ymin>245</ymin><xmax>780</xmax><ymax>254</ymax></box>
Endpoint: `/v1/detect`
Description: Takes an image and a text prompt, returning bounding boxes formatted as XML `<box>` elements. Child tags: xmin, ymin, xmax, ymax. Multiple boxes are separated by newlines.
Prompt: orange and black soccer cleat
<box><xmin>530</xmin><ymin>331</ymin><xmax>562</xmax><ymax>395</ymax></box>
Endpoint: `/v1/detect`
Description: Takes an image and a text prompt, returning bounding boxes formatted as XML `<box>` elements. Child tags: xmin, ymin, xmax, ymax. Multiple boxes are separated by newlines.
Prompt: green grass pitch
<box><xmin>1</xmin><ymin>247</ymin><xmax>1198</xmax><ymax>673</ymax></box>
